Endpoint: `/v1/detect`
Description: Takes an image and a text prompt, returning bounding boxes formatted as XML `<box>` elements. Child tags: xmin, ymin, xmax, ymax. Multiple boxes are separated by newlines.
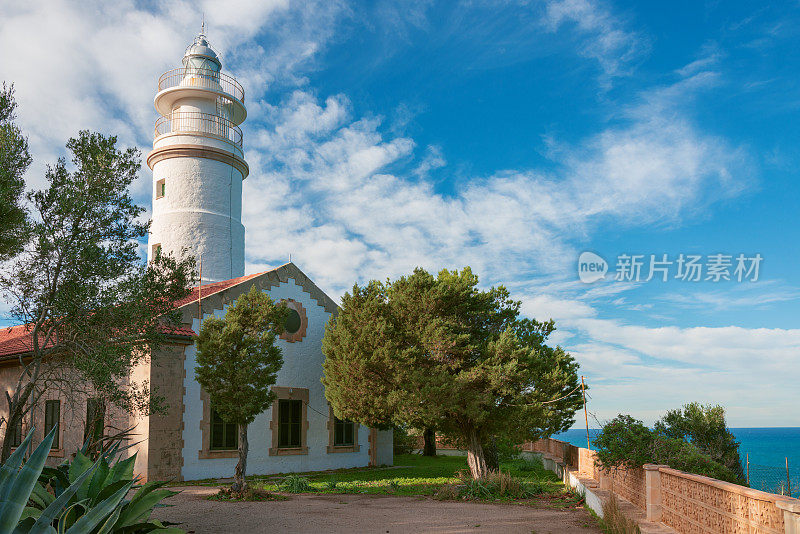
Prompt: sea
<box><xmin>552</xmin><ymin>427</ymin><xmax>800</xmax><ymax>498</ymax></box>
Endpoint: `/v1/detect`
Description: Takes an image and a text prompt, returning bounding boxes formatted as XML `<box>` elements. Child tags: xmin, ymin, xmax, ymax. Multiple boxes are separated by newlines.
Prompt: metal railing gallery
<box><xmin>158</xmin><ymin>67</ymin><xmax>245</xmax><ymax>104</ymax></box>
<box><xmin>154</xmin><ymin>111</ymin><xmax>243</xmax><ymax>147</ymax></box>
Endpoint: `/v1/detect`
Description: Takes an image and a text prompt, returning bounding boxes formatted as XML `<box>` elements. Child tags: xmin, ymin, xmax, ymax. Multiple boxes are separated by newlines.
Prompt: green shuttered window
<box><xmin>44</xmin><ymin>400</ymin><xmax>60</xmax><ymax>449</ymax></box>
<box><xmin>278</xmin><ymin>399</ymin><xmax>302</xmax><ymax>448</ymax></box>
<box><xmin>334</xmin><ymin>417</ymin><xmax>354</xmax><ymax>447</ymax></box>
<box><xmin>210</xmin><ymin>407</ymin><xmax>238</xmax><ymax>450</ymax></box>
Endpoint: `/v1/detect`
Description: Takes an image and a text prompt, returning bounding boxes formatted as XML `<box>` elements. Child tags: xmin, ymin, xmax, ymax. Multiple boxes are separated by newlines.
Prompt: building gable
<box><xmin>174</xmin><ymin>262</ymin><xmax>338</xmax><ymax>330</ymax></box>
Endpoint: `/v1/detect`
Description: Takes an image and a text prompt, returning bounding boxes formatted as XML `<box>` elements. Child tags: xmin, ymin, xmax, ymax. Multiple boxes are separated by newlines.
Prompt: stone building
<box><xmin>0</xmin><ymin>30</ymin><xmax>393</xmax><ymax>480</ymax></box>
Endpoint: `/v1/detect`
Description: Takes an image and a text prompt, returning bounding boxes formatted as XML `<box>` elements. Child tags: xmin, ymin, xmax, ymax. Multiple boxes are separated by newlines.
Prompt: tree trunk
<box><xmin>465</xmin><ymin>428</ymin><xmax>488</xmax><ymax>479</ymax></box>
<box><xmin>1</xmin><ymin>386</ymin><xmax>33</xmax><ymax>463</ymax></box>
<box><xmin>1</xmin><ymin>409</ymin><xmax>21</xmax><ymax>463</ymax></box>
<box><xmin>422</xmin><ymin>428</ymin><xmax>437</xmax><ymax>457</ymax></box>
<box><xmin>233</xmin><ymin>423</ymin><xmax>248</xmax><ymax>492</ymax></box>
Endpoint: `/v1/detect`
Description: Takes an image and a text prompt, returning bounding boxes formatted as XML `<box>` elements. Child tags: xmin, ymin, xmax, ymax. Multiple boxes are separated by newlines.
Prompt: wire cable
<box><xmin>507</xmin><ymin>382</ymin><xmax>584</xmax><ymax>407</ymax></box>
<box><xmin>302</xmin><ymin>399</ymin><xmax>332</xmax><ymax>421</ymax></box>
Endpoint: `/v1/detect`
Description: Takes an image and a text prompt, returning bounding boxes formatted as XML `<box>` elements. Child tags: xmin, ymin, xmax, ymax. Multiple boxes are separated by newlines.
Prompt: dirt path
<box><xmin>154</xmin><ymin>486</ymin><xmax>602</xmax><ymax>534</ymax></box>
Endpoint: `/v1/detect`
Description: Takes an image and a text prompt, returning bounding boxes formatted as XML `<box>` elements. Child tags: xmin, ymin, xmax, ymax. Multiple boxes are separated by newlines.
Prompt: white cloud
<box><xmin>0</xmin><ymin>0</ymin><xmax>345</xmax><ymax>192</ymax></box>
<box><xmin>542</xmin><ymin>0</ymin><xmax>648</xmax><ymax>83</ymax></box>
<box><xmin>241</xmin><ymin>70</ymin><xmax>753</xmax><ymax>296</ymax></box>
<box><xmin>659</xmin><ymin>282</ymin><xmax>800</xmax><ymax>310</ymax></box>
<box><xmin>520</xmin><ymin>293</ymin><xmax>800</xmax><ymax>426</ymax></box>
<box><xmin>2</xmin><ymin>0</ymin><xmax>785</xmax><ymax>427</ymax></box>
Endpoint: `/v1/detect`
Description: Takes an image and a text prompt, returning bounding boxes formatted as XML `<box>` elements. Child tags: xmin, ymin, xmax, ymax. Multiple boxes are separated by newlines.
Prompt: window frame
<box><xmin>327</xmin><ymin>404</ymin><xmax>360</xmax><ymax>453</ymax></box>
<box><xmin>209</xmin><ymin>406</ymin><xmax>238</xmax><ymax>451</ymax></box>
<box><xmin>277</xmin><ymin>399</ymin><xmax>302</xmax><ymax>448</ymax></box>
<box><xmin>44</xmin><ymin>399</ymin><xmax>61</xmax><ymax>449</ymax></box>
<box><xmin>269</xmin><ymin>386</ymin><xmax>309</xmax><ymax>456</ymax></box>
<box><xmin>334</xmin><ymin>417</ymin><xmax>354</xmax><ymax>446</ymax></box>
<box><xmin>199</xmin><ymin>390</ymin><xmax>238</xmax><ymax>459</ymax></box>
<box><xmin>155</xmin><ymin>178</ymin><xmax>166</xmax><ymax>199</ymax></box>
<box><xmin>278</xmin><ymin>299</ymin><xmax>308</xmax><ymax>343</ymax></box>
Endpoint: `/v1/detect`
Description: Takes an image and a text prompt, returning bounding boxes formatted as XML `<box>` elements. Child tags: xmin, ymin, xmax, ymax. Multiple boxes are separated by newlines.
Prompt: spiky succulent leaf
<box><xmin>0</xmin><ymin>428</ymin><xmax>36</xmax><ymax>503</ymax></box>
<box><xmin>63</xmin><ymin>481</ymin><xmax>132</xmax><ymax>534</ymax></box>
<box><xmin>28</xmin><ymin>458</ymin><xmax>99</xmax><ymax>534</ymax></box>
<box><xmin>67</xmin><ymin>454</ymin><xmax>92</xmax><ymax>485</ymax></box>
<box><xmin>0</xmin><ymin>426</ymin><xmax>57</xmax><ymax>532</ymax></box>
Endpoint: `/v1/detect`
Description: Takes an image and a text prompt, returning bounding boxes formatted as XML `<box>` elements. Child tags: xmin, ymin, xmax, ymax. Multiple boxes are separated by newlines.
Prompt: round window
<box><xmin>285</xmin><ymin>308</ymin><xmax>302</xmax><ymax>334</ymax></box>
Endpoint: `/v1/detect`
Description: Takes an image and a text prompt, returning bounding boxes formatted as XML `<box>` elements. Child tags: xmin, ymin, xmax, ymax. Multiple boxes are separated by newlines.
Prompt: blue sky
<box><xmin>1</xmin><ymin>0</ymin><xmax>799</xmax><ymax>427</ymax></box>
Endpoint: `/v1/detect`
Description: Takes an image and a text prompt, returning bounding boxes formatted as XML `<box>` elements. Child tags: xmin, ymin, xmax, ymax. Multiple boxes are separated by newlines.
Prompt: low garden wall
<box><xmin>526</xmin><ymin>437</ymin><xmax>800</xmax><ymax>534</ymax></box>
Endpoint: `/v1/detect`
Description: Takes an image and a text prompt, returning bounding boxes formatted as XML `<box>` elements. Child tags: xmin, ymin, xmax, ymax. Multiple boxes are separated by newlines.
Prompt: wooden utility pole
<box><xmin>581</xmin><ymin>375</ymin><xmax>590</xmax><ymax>450</ymax></box>
<box><xmin>746</xmin><ymin>453</ymin><xmax>750</xmax><ymax>485</ymax></box>
<box><xmin>788</xmin><ymin>457</ymin><xmax>792</xmax><ymax>497</ymax></box>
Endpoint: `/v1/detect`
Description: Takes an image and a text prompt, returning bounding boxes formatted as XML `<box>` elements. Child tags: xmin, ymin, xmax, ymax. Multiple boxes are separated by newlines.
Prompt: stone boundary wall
<box><xmin>525</xmin><ymin>437</ymin><xmax>800</xmax><ymax>534</ymax></box>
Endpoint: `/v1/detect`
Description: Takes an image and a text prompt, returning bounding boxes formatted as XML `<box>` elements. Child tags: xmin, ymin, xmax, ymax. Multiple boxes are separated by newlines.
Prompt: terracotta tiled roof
<box><xmin>0</xmin><ymin>270</ymin><xmax>273</xmax><ymax>359</ymax></box>
<box><xmin>0</xmin><ymin>324</ymin><xmax>39</xmax><ymax>359</ymax></box>
<box><xmin>173</xmin><ymin>271</ymin><xmax>265</xmax><ymax>308</ymax></box>
<box><xmin>0</xmin><ymin>263</ymin><xmax>330</xmax><ymax>360</ymax></box>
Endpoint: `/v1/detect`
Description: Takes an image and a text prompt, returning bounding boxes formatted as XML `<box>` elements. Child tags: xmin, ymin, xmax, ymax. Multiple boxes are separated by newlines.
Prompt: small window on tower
<box><xmin>155</xmin><ymin>179</ymin><xmax>166</xmax><ymax>199</ymax></box>
<box><xmin>151</xmin><ymin>243</ymin><xmax>161</xmax><ymax>259</ymax></box>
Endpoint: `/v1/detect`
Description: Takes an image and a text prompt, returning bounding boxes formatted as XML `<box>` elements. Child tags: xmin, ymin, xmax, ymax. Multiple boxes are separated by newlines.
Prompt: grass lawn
<box><xmin>192</xmin><ymin>454</ymin><xmax>585</xmax><ymax>508</ymax></box>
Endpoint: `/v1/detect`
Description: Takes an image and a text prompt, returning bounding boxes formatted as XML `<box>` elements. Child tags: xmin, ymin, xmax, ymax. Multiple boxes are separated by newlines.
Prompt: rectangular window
<box><xmin>334</xmin><ymin>417</ymin><xmax>354</xmax><ymax>447</ymax></box>
<box><xmin>278</xmin><ymin>399</ymin><xmax>302</xmax><ymax>448</ymax></box>
<box><xmin>151</xmin><ymin>243</ymin><xmax>161</xmax><ymax>258</ymax></box>
<box><xmin>44</xmin><ymin>400</ymin><xmax>60</xmax><ymax>449</ymax></box>
<box><xmin>155</xmin><ymin>178</ymin><xmax>166</xmax><ymax>199</ymax></box>
<box><xmin>84</xmin><ymin>398</ymin><xmax>105</xmax><ymax>446</ymax></box>
<box><xmin>210</xmin><ymin>407</ymin><xmax>237</xmax><ymax>450</ymax></box>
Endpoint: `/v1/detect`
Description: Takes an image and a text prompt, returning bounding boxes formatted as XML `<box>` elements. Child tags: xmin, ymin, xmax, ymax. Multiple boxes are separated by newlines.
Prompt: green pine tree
<box><xmin>195</xmin><ymin>285</ymin><xmax>289</xmax><ymax>491</ymax></box>
<box><xmin>322</xmin><ymin>267</ymin><xmax>582</xmax><ymax>479</ymax></box>
<box><xmin>0</xmin><ymin>83</ymin><xmax>31</xmax><ymax>260</ymax></box>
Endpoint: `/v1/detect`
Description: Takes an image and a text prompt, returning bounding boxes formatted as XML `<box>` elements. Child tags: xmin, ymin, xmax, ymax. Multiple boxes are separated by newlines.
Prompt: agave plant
<box><xmin>0</xmin><ymin>426</ymin><xmax>183</xmax><ymax>534</ymax></box>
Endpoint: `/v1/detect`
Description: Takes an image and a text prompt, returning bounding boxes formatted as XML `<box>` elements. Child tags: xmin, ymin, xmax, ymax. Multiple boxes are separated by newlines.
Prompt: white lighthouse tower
<box><xmin>147</xmin><ymin>28</ymin><xmax>248</xmax><ymax>283</ymax></box>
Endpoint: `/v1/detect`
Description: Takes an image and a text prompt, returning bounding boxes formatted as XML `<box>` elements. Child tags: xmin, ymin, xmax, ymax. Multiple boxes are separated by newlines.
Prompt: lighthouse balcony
<box><xmin>155</xmin><ymin>111</ymin><xmax>243</xmax><ymax>148</ymax></box>
<box><xmin>156</xmin><ymin>67</ymin><xmax>246</xmax><ymax>124</ymax></box>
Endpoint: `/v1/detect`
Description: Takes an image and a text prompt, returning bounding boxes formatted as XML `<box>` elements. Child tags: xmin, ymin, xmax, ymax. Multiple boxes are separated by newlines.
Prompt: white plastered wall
<box><xmin>181</xmin><ymin>277</ymin><xmax>387</xmax><ymax>480</ymax></box>
<box><xmin>148</xmin><ymin>155</ymin><xmax>244</xmax><ymax>283</ymax></box>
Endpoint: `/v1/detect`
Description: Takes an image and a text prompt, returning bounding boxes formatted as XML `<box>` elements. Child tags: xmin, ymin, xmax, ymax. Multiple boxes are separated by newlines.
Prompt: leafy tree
<box><xmin>194</xmin><ymin>285</ymin><xmax>288</xmax><ymax>491</ymax></box>
<box><xmin>0</xmin><ymin>131</ymin><xmax>196</xmax><ymax>462</ymax></box>
<box><xmin>0</xmin><ymin>83</ymin><xmax>31</xmax><ymax>259</ymax></box>
<box><xmin>593</xmin><ymin>410</ymin><xmax>745</xmax><ymax>484</ymax></box>
<box><xmin>322</xmin><ymin>267</ymin><xmax>582</xmax><ymax>479</ymax></box>
<box><xmin>655</xmin><ymin>402</ymin><xmax>745</xmax><ymax>482</ymax></box>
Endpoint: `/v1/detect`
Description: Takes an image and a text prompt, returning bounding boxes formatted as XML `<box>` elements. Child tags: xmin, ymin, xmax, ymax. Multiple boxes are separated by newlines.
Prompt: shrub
<box><xmin>325</xmin><ymin>479</ymin><xmax>339</xmax><ymax>490</ymax></box>
<box><xmin>456</xmin><ymin>470</ymin><xmax>539</xmax><ymax>500</ymax></box>
<box><xmin>655</xmin><ymin>403</ymin><xmax>745</xmax><ymax>483</ymax></box>
<box><xmin>280</xmin><ymin>474</ymin><xmax>311</xmax><ymax>493</ymax></box>
<box><xmin>593</xmin><ymin>413</ymin><xmax>743</xmax><ymax>484</ymax></box>
<box><xmin>592</xmin><ymin>415</ymin><xmax>656</xmax><ymax>469</ymax></box>
<box><xmin>1</xmin><ymin>427</ymin><xmax>182</xmax><ymax>533</ymax></box>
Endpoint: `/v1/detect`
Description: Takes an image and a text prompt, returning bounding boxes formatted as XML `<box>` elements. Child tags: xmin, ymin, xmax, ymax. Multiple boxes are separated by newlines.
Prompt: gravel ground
<box><xmin>153</xmin><ymin>486</ymin><xmax>602</xmax><ymax>534</ymax></box>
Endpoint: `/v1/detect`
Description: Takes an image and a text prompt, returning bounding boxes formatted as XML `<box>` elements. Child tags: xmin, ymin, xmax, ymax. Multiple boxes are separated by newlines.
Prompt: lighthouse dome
<box><xmin>183</xmin><ymin>33</ymin><xmax>221</xmax><ymax>71</ymax></box>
